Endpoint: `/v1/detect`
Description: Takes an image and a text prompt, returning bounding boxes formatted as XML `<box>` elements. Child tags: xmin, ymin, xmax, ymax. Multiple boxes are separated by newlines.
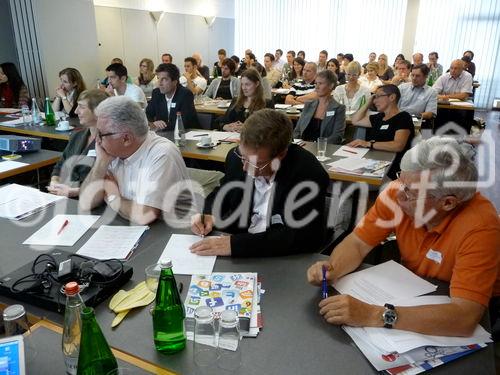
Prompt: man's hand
<box><xmin>285</xmin><ymin>94</ymin><xmax>298</xmax><ymax>105</ymax></box>
<box><xmin>190</xmin><ymin>236</ymin><xmax>231</xmax><ymax>256</ymax></box>
<box><xmin>105</xmin><ymin>85</ymin><xmax>115</xmax><ymax>96</ymax></box>
<box><xmin>47</xmin><ymin>182</ymin><xmax>78</xmax><ymax>198</ymax></box>
<box><xmin>307</xmin><ymin>260</ymin><xmax>334</xmax><ymax>286</ymax></box>
<box><xmin>191</xmin><ymin>214</ymin><xmax>214</xmax><ymax>236</ymax></box>
<box><xmin>95</xmin><ymin>141</ymin><xmax>115</xmax><ymax>166</ymax></box>
<box><xmin>438</xmin><ymin>94</ymin><xmax>448</xmax><ymax>100</ymax></box>
<box><xmin>150</xmin><ymin>120</ymin><xmax>167</xmax><ymax>130</ymax></box>
<box><xmin>319</xmin><ymin>295</ymin><xmax>382</xmax><ymax>327</ymax></box>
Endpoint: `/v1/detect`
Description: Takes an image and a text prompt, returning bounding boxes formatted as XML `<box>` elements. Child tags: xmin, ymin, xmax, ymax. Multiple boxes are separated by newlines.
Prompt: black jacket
<box><xmin>204</xmin><ymin>144</ymin><xmax>330</xmax><ymax>257</ymax></box>
<box><xmin>145</xmin><ymin>85</ymin><xmax>199</xmax><ymax>130</ymax></box>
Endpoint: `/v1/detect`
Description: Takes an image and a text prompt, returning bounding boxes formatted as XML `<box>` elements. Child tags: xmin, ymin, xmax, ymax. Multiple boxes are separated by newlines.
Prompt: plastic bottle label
<box><xmin>64</xmin><ymin>356</ymin><xmax>78</xmax><ymax>375</ymax></box>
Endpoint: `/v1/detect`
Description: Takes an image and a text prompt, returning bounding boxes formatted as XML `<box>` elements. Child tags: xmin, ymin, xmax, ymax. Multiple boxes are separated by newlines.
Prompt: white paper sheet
<box><xmin>185</xmin><ymin>130</ymin><xmax>240</xmax><ymax>142</ymax></box>
<box><xmin>334</xmin><ymin>261</ymin><xmax>437</xmax><ymax>305</ymax></box>
<box><xmin>333</xmin><ymin>146</ymin><xmax>370</xmax><ymax>159</ymax></box>
<box><xmin>0</xmin><ymin>184</ymin><xmax>65</xmax><ymax>220</ymax></box>
<box><xmin>23</xmin><ymin>214</ymin><xmax>100</xmax><ymax>246</ymax></box>
<box><xmin>76</xmin><ymin>225</ymin><xmax>149</xmax><ymax>260</ymax></box>
<box><xmin>274</xmin><ymin>104</ymin><xmax>291</xmax><ymax>109</ymax></box>
<box><xmin>0</xmin><ymin>108</ymin><xmax>21</xmax><ymax>114</ymax></box>
<box><xmin>0</xmin><ymin>117</ymin><xmax>25</xmax><ymax>127</ymax></box>
<box><xmin>158</xmin><ymin>234</ymin><xmax>216</xmax><ymax>275</ymax></box>
<box><xmin>327</xmin><ymin>157</ymin><xmax>373</xmax><ymax>171</ymax></box>
<box><xmin>0</xmin><ymin>161</ymin><xmax>29</xmax><ymax>173</ymax></box>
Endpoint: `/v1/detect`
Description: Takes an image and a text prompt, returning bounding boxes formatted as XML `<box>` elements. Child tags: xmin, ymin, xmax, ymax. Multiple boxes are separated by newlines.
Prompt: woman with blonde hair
<box><xmin>359</xmin><ymin>62</ymin><xmax>383</xmax><ymax>92</ymax></box>
<box><xmin>377</xmin><ymin>54</ymin><xmax>394</xmax><ymax>82</ymax></box>
<box><xmin>134</xmin><ymin>58</ymin><xmax>157</xmax><ymax>98</ymax></box>
<box><xmin>217</xmin><ymin>68</ymin><xmax>273</xmax><ymax>132</ymax></box>
<box><xmin>52</xmin><ymin>67</ymin><xmax>86</xmax><ymax>117</ymax></box>
<box><xmin>333</xmin><ymin>61</ymin><xmax>371</xmax><ymax>114</ymax></box>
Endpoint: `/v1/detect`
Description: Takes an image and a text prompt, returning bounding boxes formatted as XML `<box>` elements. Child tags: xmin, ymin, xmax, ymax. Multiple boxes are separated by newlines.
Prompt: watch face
<box><xmin>383</xmin><ymin>309</ymin><xmax>397</xmax><ymax>324</ymax></box>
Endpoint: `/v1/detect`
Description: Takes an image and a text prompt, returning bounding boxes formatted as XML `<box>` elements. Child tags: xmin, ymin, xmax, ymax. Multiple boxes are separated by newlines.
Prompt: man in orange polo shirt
<box><xmin>307</xmin><ymin>137</ymin><xmax>500</xmax><ymax>337</ymax></box>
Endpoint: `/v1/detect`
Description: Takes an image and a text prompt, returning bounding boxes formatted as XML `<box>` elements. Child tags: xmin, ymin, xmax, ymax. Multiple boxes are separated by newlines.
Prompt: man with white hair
<box><xmin>307</xmin><ymin>137</ymin><xmax>500</xmax><ymax>337</ymax></box>
<box><xmin>79</xmin><ymin>96</ymin><xmax>193</xmax><ymax>225</ymax></box>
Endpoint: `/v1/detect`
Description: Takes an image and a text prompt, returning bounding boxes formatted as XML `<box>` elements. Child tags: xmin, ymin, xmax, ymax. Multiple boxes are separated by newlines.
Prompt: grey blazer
<box><xmin>293</xmin><ymin>99</ymin><xmax>346</xmax><ymax>144</ymax></box>
<box><xmin>204</xmin><ymin>76</ymin><xmax>240</xmax><ymax>99</ymax></box>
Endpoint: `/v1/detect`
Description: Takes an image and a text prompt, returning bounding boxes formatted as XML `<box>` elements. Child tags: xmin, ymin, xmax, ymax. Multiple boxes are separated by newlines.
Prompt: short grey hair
<box><xmin>305</xmin><ymin>62</ymin><xmax>318</xmax><ymax>73</ymax></box>
<box><xmin>400</xmin><ymin>136</ymin><xmax>478</xmax><ymax>201</ymax></box>
<box><xmin>95</xmin><ymin>96</ymin><xmax>148</xmax><ymax>138</ymax></box>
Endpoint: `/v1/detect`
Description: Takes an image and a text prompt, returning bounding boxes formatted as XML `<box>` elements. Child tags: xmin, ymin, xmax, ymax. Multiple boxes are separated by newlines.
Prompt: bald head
<box><xmin>192</xmin><ymin>53</ymin><xmax>202</xmax><ymax>66</ymax></box>
<box><xmin>303</xmin><ymin>62</ymin><xmax>317</xmax><ymax>82</ymax></box>
<box><xmin>450</xmin><ymin>59</ymin><xmax>465</xmax><ymax>78</ymax></box>
<box><xmin>412</xmin><ymin>53</ymin><xmax>423</xmax><ymax>65</ymax></box>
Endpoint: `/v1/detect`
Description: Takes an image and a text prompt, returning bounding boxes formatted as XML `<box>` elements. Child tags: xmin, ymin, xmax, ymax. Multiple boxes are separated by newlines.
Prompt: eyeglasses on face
<box><xmin>97</xmin><ymin>130</ymin><xmax>127</xmax><ymax>141</ymax></box>
<box><xmin>373</xmin><ymin>93</ymin><xmax>390</xmax><ymax>99</ymax></box>
<box><xmin>233</xmin><ymin>148</ymin><xmax>272</xmax><ymax>172</ymax></box>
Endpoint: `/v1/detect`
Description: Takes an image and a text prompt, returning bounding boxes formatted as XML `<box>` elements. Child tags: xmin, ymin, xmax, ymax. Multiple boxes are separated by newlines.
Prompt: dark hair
<box><xmin>317</xmin><ymin>69</ymin><xmax>338</xmax><ymax>88</ymax></box>
<box><xmin>155</xmin><ymin>63</ymin><xmax>180</xmax><ymax>82</ymax></box>
<box><xmin>230</xmin><ymin>55</ymin><xmax>240</xmax><ymax>64</ymax></box>
<box><xmin>320</xmin><ymin>50</ymin><xmax>328</xmax><ymax>57</ymax></box>
<box><xmin>412</xmin><ymin>64</ymin><xmax>430</xmax><ymax>76</ymax></box>
<box><xmin>264</xmin><ymin>53</ymin><xmax>275</xmax><ymax>62</ymax></box>
<box><xmin>252</xmin><ymin>62</ymin><xmax>266</xmax><ymax>77</ymax></box>
<box><xmin>241</xmin><ymin>109</ymin><xmax>292</xmax><ymax>157</ymax></box>
<box><xmin>377</xmin><ymin>84</ymin><xmax>401</xmax><ymax>103</ymax></box>
<box><xmin>184</xmin><ymin>57</ymin><xmax>198</xmax><ymax>67</ymax></box>
<box><xmin>399</xmin><ymin>60</ymin><xmax>412</xmax><ymax>69</ymax></box>
<box><xmin>276</xmin><ymin>49</ymin><xmax>283</xmax><ymax>55</ymax></box>
<box><xmin>429</xmin><ymin>51</ymin><xmax>439</xmax><ymax>59</ymax></box>
<box><xmin>111</xmin><ymin>57</ymin><xmax>123</xmax><ymax>64</ymax></box>
<box><xmin>106</xmin><ymin>63</ymin><xmax>127</xmax><ymax>78</ymax></box>
<box><xmin>246</xmin><ymin>52</ymin><xmax>256</xmax><ymax>61</ymax></box>
<box><xmin>327</xmin><ymin>58</ymin><xmax>340</xmax><ymax>72</ymax></box>
<box><xmin>287</xmin><ymin>50</ymin><xmax>296</xmax><ymax>57</ymax></box>
<box><xmin>393</xmin><ymin>54</ymin><xmax>405</xmax><ymax>66</ymax></box>
<box><xmin>291</xmin><ymin>57</ymin><xmax>306</xmax><ymax>79</ymax></box>
<box><xmin>217</xmin><ymin>49</ymin><xmax>227</xmax><ymax>56</ymax></box>
<box><xmin>162</xmin><ymin>53</ymin><xmax>173</xmax><ymax>60</ymax></box>
<box><xmin>461</xmin><ymin>56</ymin><xmax>472</xmax><ymax>64</ymax></box>
<box><xmin>463</xmin><ymin>50</ymin><xmax>474</xmax><ymax>60</ymax></box>
<box><xmin>0</xmin><ymin>62</ymin><xmax>26</xmax><ymax>105</ymax></box>
<box><xmin>297</xmin><ymin>50</ymin><xmax>305</xmax><ymax>58</ymax></box>
<box><xmin>337</xmin><ymin>53</ymin><xmax>344</xmax><ymax>58</ymax></box>
<box><xmin>59</xmin><ymin>67</ymin><xmax>86</xmax><ymax>95</ymax></box>
<box><xmin>235</xmin><ymin>68</ymin><xmax>265</xmax><ymax>114</ymax></box>
<box><xmin>221</xmin><ymin>58</ymin><xmax>236</xmax><ymax>74</ymax></box>
<box><xmin>344</xmin><ymin>53</ymin><xmax>354</xmax><ymax>62</ymax></box>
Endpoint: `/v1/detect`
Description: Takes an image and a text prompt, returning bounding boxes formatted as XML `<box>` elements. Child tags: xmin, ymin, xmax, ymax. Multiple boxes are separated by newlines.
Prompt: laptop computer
<box><xmin>0</xmin><ymin>335</ymin><xmax>25</xmax><ymax>375</ymax></box>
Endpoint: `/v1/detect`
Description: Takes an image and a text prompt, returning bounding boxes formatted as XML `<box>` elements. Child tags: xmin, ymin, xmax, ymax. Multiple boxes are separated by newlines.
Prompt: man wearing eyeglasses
<box><xmin>190</xmin><ymin>109</ymin><xmax>329</xmax><ymax>257</ymax></box>
<box><xmin>307</xmin><ymin>137</ymin><xmax>500</xmax><ymax>337</ymax></box>
<box><xmin>79</xmin><ymin>96</ymin><xmax>192</xmax><ymax>225</ymax></box>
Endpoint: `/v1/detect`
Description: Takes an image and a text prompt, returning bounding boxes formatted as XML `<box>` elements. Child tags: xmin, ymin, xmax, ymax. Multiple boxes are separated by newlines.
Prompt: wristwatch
<box><xmin>369</xmin><ymin>140</ymin><xmax>376</xmax><ymax>149</ymax></box>
<box><xmin>382</xmin><ymin>303</ymin><xmax>397</xmax><ymax>328</ymax></box>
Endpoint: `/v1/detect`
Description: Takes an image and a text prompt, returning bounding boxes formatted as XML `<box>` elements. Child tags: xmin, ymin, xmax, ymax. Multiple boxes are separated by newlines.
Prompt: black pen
<box><xmin>201</xmin><ymin>213</ymin><xmax>205</xmax><ymax>238</ymax></box>
<box><xmin>193</xmin><ymin>133</ymin><xmax>209</xmax><ymax>137</ymax></box>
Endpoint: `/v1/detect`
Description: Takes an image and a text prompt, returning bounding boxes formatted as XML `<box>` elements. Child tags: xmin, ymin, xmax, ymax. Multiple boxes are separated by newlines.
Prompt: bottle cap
<box><xmin>65</xmin><ymin>281</ymin><xmax>80</xmax><ymax>296</ymax></box>
<box><xmin>159</xmin><ymin>258</ymin><xmax>172</xmax><ymax>268</ymax></box>
<box><xmin>3</xmin><ymin>304</ymin><xmax>26</xmax><ymax>321</ymax></box>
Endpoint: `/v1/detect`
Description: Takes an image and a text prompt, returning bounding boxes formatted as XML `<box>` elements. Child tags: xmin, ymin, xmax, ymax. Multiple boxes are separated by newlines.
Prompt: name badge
<box><xmin>426</xmin><ymin>249</ymin><xmax>443</xmax><ymax>264</ymax></box>
<box><xmin>380</xmin><ymin>124</ymin><xmax>389</xmax><ymax>130</ymax></box>
<box><xmin>87</xmin><ymin>149</ymin><xmax>96</xmax><ymax>157</ymax></box>
<box><xmin>326</xmin><ymin>110</ymin><xmax>335</xmax><ymax>117</ymax></box>
<box><xmin>271</xmin><ymin>214</ymin><xmax>284</xmax><ymax>225</ymax></box>
<box><xmin>171</xmin><ymin>102</ymin><xmax>176</xmax><ymax>108</ymax></box>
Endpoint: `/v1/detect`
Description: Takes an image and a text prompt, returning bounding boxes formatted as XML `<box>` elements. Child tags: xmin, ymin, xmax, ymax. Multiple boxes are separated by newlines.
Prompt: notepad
<box><xmin>23</xmin><ymin>215</ymin><xmax>100</xmax><ymax>246</ymax></box>
<box><xmin>158</xmin><ymin>234</ymin><xmax>216</xmax><ymax>275</ymax></box>
<box><xmin>333</xmin><ymin>146</ymin><xmax>370</xmax><ymax>158</ymax></box>
<box><xmin>185</xmin><ymin>131</ymin><xmax>240</xmax><ymax>142</ymax></box>
<box><xmin>76</xmin><ymin>225</ymin><xmax>149</xmax><ymax>260</ymax></box>
<box><xmin>0</xmin><ymin>161</ymin><xmax>29</xmax><ymax>173</ymax></box>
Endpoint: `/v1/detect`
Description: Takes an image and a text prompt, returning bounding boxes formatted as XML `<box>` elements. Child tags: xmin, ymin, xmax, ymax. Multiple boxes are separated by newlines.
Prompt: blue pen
<box><xmin>321</xmin><ymin>265</ymin><xmax>328</xmax><ymax>299</ymax></box>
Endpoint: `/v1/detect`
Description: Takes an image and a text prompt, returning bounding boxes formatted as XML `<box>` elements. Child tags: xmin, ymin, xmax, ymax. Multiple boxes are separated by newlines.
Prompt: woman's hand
<box><xmin>347</xmin><ymin>139</ymin><xmax>370</xmax><ymax>148</ymax></box>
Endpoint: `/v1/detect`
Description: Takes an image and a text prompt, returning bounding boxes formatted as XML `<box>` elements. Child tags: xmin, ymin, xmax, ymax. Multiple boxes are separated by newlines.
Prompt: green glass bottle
<box><xmin>77</xmin><ymin>307</ymin><xmax>118</xmax><ymax>375</ymax></box>
<box><xmin>427</xmin><ymin>71</ymin><xmax>435</xmax><ymax>87</ymax></box>
<box><xmin>44</xmin><ymin>97</ymin><xmax>56</xmax><ymax>126</ymax></box>
<box><xmin>152</xmin><ymin>259</ymin><xmax>186</xmax><ymax>354</ymax></box>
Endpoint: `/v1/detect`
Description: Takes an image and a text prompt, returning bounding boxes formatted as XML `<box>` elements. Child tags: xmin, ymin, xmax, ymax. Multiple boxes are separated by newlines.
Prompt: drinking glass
<box><xmin>317</xmin><ymin>137</ymin><xmax>328</xmax><ymax>160</ymax></box>
<box><xmin>193</xmin><ymin>306</ymin><xmax>218</xmax><ymax>368</ymax></box>
<box><xmin>217</xmin><ymin>310</ymin><xmax>241</xmax><ymax>371</ymax></box>
<box><xmin>145</xmin><ymin>264</ymin><xmax>161</xmax><ymax>293</ymax></box>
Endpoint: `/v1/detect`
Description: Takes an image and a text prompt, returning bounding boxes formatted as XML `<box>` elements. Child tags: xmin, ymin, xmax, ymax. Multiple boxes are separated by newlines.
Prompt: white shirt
<box><xmin>248</xmin><ymin>174</ymin><xmax>276</xmax><ymax>234</ymax></box>
<box><xmin>273</xmin><ymin>58</ymin><xmax>285</xmax><ymax>71</ymax></box>
<box><xmin>358</xmin><ymin>76</ymin><xmax>383</xmax><ymax>91</ymax></box>
<box><xmin>123</xmin><ymin>83</ymin><xmax>147</xmax><ymax>109</ymax></box>
<box><xmin>165</xmin><ymin>88</ymin><xmax>177</xmax><ymax>118</ymax></box>
<box><xmin>333</xmin><ymin>83</ymin><xmax>371</xmax><ymax>113</ymax></box>
<box><xmin>433</xmin><ymin>71</ymin><xmax>473</xmax><ymax>95</ymax></box>
<box><xmin>108</xmin><ymin>132</ymin><xmax>193</xmax><ymax>219</ymax></box>
<box><xmin>179</xmin><ymin>75</ymin><xmax>207</xmax><ymax>91</ymax></box>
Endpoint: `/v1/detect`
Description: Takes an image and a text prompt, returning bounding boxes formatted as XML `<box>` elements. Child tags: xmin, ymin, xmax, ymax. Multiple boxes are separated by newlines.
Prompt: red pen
<box><xmin>57</xmin><ymin>219</ymin><xmax>69</xmax><ymax>235</ymax></box>
<box><xmin>344</xmin><ymin>148</ymin><xmax>358</xmax><ymax>154</ymax></box>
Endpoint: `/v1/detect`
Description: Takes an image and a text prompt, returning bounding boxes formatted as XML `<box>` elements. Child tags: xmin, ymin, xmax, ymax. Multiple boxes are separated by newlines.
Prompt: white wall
<box><xmin>94</xmin><ymin>6</ymin><xmax>235</xmax><ymax>77</ymax></box>
<box><xmin>33</xmin><ymin>0</ymin><xmax>100</xmax><ymax>97</ymax></box>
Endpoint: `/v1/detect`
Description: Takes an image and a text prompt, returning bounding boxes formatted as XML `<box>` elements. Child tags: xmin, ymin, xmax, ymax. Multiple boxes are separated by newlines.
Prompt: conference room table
<box><xmin>0</xmin><ymin>199</ymin><xmax>494</xmax><ymax>374</ymax></box>
<box><xmin>195</xmin><ymin>100</ymin><xmax>302</xmax><ymax>121</ymax></box>
<box><xmin>0</xmin><ymin>149</ymin><xmax>61</xmax><ymax>180</ymax></box>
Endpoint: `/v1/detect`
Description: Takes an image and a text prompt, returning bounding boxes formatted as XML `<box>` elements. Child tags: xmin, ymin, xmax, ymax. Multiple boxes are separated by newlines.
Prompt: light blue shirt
<box><xmin>399</xmin><ymin>82</ymin><xmax>438</xmax><ymax>117</ymax></box>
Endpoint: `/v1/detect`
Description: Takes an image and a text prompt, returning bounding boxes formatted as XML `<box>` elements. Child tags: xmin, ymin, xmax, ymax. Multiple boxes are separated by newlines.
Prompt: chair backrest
<box><xmin>197</xmin><ymin>113</ymin><xmax>213</xmax><ymax>130</ymax></box>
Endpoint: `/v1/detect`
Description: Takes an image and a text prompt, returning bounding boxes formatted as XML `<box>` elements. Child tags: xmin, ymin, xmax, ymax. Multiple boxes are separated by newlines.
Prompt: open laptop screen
<box><xmin>0</xmin><ymin>335</ymin><xmax>25</xmax><ymax>375</ymax></box>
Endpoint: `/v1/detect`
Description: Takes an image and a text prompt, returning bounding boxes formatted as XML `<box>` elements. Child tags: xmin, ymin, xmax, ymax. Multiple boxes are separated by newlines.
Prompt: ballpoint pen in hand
<box><xmin>322</xmin><ymin>265</ymin><xmax>329</xmax><ymax>299</ymax></box>
<box><xmin>200</xmin><ymin>214</ymin><xmax>205</xmax><ymax>238</ymax></box>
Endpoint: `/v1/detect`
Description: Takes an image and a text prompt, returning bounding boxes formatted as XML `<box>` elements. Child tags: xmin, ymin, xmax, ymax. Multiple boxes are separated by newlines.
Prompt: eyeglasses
<box><xmin>396</xmin><ymin>171</ymin><xmax>435</xmax><ymax>201</ymax></box>
<box><xmin>97</xmin><ymin>130</ymin><xmax>127</xmax><ymax>141</ymax></box>
<box><xmin>233</xmin><ymin>148</ymin><xmax>272</xmax><ymax>172</ymax></box>
<box><xmin>346</xmin><ymin>73</ymin><xmax>358</xmax><ymax>77</ymax></box>
<box><xmin>373</xmin><ymin>94</ymin><xmax>390</xmax><ymax>99</ymax></box>
<box><xmin>140</xmin><ymin>65</ymin><xmax>148</xmax><ymax>68</ymax></box>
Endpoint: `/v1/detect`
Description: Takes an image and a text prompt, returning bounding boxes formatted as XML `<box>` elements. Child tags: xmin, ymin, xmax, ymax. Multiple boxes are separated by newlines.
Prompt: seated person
<box><xmin>317</xmin><ymin>50</ymin><xmax>328</xmax><ymax>72</ymax></box>
<box><xmin>0</xmin><ymin>62</ymin><xmax>30</xmax><ymax>108</ymax></box>
<box><xmin>146</xmin><ymin>63</ymin><xmax>199</xmax><ymax>131</ymax></box>
<box><xmin>250</xmin><ymin>62</ymin><xmax>272</xmax><ymax>100</ymax></box>
<box><xmin>298</xmin><ymin>50</ymin><xmax>306</xmax><ymax>60</ymax></box>
<box><xmin>307</xmin><ymin>136</ymin><xmax>500</xmax><ymax>337</ymax></box>
<box><xmin>462</xmin><ymin>50</ymin><xmax>476</xmax><ymax>78</ymax></box>
<box><xmin>282</xmin><ymin>57</ymin><xmax>305</xmax><ymax>87</ymax></box>
<box><xmin>213</xmin><ymin>48</ymin><xmax>226</xmax><ymax>77</ymax></box>
<box><xmin>333</xmin><ymin>61</ymin><xmax>371</xmax><ymax>113</ymax></box>
<box><xmin>427</xmin><ymin>52</ymin><xmax>443</xmax><ymax>79</ymax></box>
<box><xmin>79</xmin><ymin>96</ymin><xmax>193</xmax><ymax>225</ymax></box>
<box><xmin>192</xmin><ymin>52</ymin><xmax>210</xmax><ymax>82</ymax></box>
<box><xmin>392</xmin><ymin>53</ymin><xmax>405</xmax><ymax>69</ymax></box>
<box><xmin>390</xmin><ymin>60</ymin><xmax>411</xmax><ymax>86</ymax></box>
<box><xmin>48</xmin><ymin>89</ymin><xmax>109</xmax><ymax>197</ymax></box>
<box><xmin>349</xmin><ymin>84</ymin><xmax>414</xmax><ymax>180</ymax></box>
<box><xmin>99</xmin><ymin>57</ymin><xmax>132</xmax><ymax>88</ymax></box>
<box><xmin>327</xmin><ymin>58</ymin><xmax>345</xmax><ymax>85</ymax></box>
<box><xmin>52</xmin><ymin>67</ymin><xmax>86</xmax><ymax>117</ymax></box>
<box><xmin>412</xmin><ymin>52</ymin><xmax>424</xmax><ymax>68</ymax></box>
<box><xmin>293</xmin><ymin>70</ymin><xmax>346</xmax><ymax>144</ymax></box>
<box><xmin>281</xmin><ymin>50</ymin><xmax>296</xmax><ymax>81</ymax></box>
<box><xmin>285</xmin><ymin>62</ymin><xmax>318</xmax><ymax>105</ymax></box>
<box><xmin>161</xmin><ymin>53</ymin><xmax>173</xmax><ymax>64</ymax></box>
<box><xmin>190</xmin><ymin>109</ymin><xmax>330</xmax><ymax>257</ymax></box>
<box><xmin>362</xmin><ymin>52</ymin><xmax>376</xmax><ymax>73</ymax></box>
<box><xmin>204</xmin><ymin>58</ymin><xmax>240</xmax><ymax>100</ymax></box>
<box><xmin>263</xmin><ymin>53</ymin><xmax>281</xmax><ymax>88</ymax></box>
<box><xmin>358</xmin><ymin>62</ymin><xmax>383</xmax><ymax>92</ymax></box>
<box><xmin>104</xmin><ymin>63</ymin><xmax>147</xmax><ymax>108</ymax></box>
<box><xmin>377</xmin><ymin>54</ymin><xmax>394</xmax><ymax>82</ymax></box>
<box><xmin>399</xmin><ymin>64</ymin><xmax>437</xmax><ymax>121</ymax></box>
<box><xmin>179</xmin><ymin>57</ymin><xmax>207</xmax><ymax>96</ymax></box>
<box><xmin>133</xmin><ymin>58</ymin><xmax>158</xmax><ymax>98</ymax></box>
<box><xmin>216</xmin><ymin>68</ymin><xmax>273</xmax><ymax>132</ymax></box>
<box><xmin>231</xmin><ymin>55</ymin><xmax>242</xmax><ymax>76</ymax></box>
<box><xmin>273</xmin><ymin>49</ymin><xmax>285</xmax><ymax>71</ymax></box>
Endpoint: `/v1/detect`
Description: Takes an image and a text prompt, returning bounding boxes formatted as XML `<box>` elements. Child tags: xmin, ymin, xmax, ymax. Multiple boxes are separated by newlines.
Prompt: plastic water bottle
<box><xmin>174</xmin><ymin>112</ymin><xmax>186</xmax><ymax>147</ymax></box>
<box><xmin>152</xmin><ymin>258</ymin><xmax>186</xmax><ymax>353</ymax></box>
<box><xmin>193</xmin><ymin>306</ymin><xmax>217</xmax><ymax>367</ymax></box>
<box><xmin>62</xmin><ymin>282</ymin><xmax>85</xmax><ymax>375</ymax></box>
<box><xmin>31</xmin><ymin>98</ymin><xmax>42</xmax><ymax>125</ymax></box>
<box><xmin>217</xmin><ymin>310</ymin><xmax>242</xmax><ymax>371</ymax></box>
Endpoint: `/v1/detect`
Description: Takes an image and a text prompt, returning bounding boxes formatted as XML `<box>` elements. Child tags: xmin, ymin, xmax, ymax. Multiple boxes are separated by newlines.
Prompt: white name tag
<box><xmin>86</xmin><ymin>149</ymin><xmax>96</xmax><ymax>157</ymax></box>
<box><xmin>426</xmin><ymin>249</ymin><xmax>443</xmax><ymax>264</ymax></box>
<box><xmin>380</xmin><ymin>124</ymin><xmax>389</xmax><ymax>130</ymax></box>
<box><xmin>326</xmin><ymin>110</ymin><xmax>335</xmax><ymax>117</ymax></box>
<box><xmin>171</xmin><ymin>102</ymin><xmax>176</xmax><ymax>108</ymax></box>
<box><xmin>271</xmin><ymin>214</ymin><xmax>284</xmax><ymax>225</ymax></box>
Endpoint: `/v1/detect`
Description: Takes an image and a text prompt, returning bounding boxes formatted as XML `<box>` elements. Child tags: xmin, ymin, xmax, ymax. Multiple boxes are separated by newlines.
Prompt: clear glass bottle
<box><xmin>217</xmin><ymin>310</ymin><xmax>242</xmax><ymax>371</ymax></box>
<box><xmin>193</xmin><ymin>306</ymin><xmax>218</xmax><ymax>367</ymax></box>
<box><xmin>31</xmin><ymin>98</ymin><xmax>42</xmax><ymax>125</ymax></box>
<box><xmin>62</xmin><ymin>282</ymin><xmax>85</xmax><ymax>375</ymax></box>
<box><xmin>174</xmin><ymin>112</ymin><xmax>186</xmax><ymax>147</ymax></box>
<box><xmin>152</xmin><ymin>258</ymin><xmax>186</xmax><ymax>353</ymax></box>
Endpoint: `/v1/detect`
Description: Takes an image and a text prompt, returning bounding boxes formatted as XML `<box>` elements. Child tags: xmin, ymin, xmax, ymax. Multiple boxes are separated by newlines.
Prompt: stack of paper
<box><xmin>185</xmin><ymin>130</ymin><xmax>240</xmax><ymax>143</ymax></box>
<box><xmin>334</xmin><ymin>261</ymin><xmax>492</xmax><ymax>373</ymax></box>
<box><xmin>328</xmin><ymin>158</ymin><xmax>391</xmax><ymax>178</ymax></box>
<box><xmin>0</xmin><ymin>161</ymin><xmax>29</xmax><ymax>173</ymax></box>
<box><xmin>0</xmin><ymin>184</ymin><xmax>65</xmax><ymax>220</ymax></box>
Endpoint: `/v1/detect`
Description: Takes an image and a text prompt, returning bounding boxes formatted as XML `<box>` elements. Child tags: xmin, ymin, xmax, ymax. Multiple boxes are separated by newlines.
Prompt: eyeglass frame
<box><xmin>97</xmin><ymin>130</ymin><xmax>127</xmax><ymax>141</ymax></box>
<box><xmin>396</xmin><ymin>171</ymin><xmax>436</xmax><ymax>201</ymax></box>
<box><xmin>233</xmin><ymin>147</ymin><xmax>273</xmax><ymax>173</ymax></box>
